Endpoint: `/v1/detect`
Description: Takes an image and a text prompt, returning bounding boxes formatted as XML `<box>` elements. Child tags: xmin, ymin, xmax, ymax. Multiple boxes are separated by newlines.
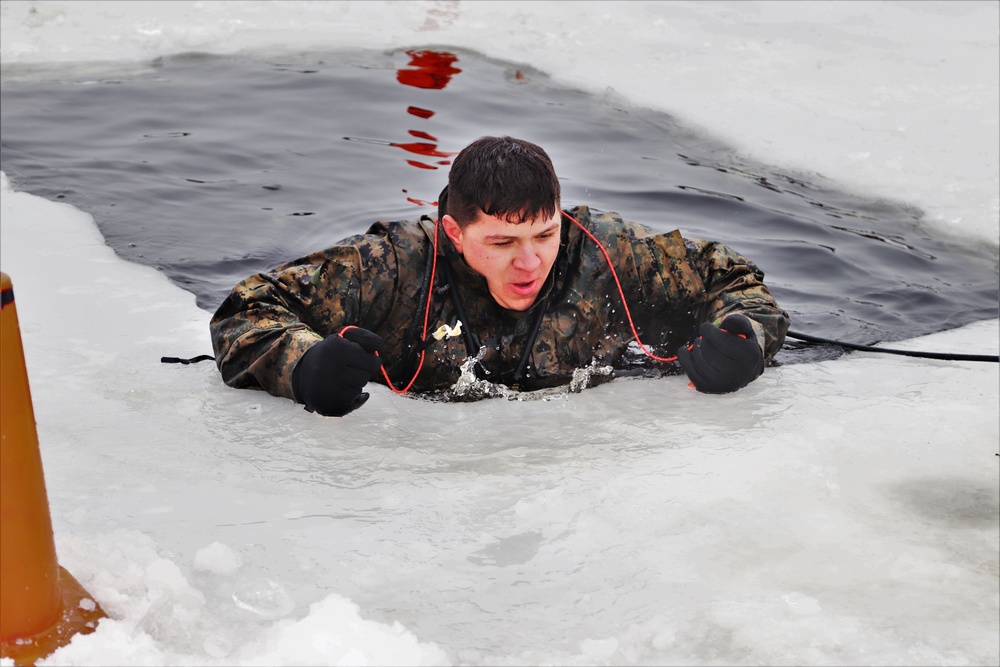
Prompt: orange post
<box><xmin>1</xmin><ymin>272</ymin><xmax>106</xmax><ymax>665</ymax></box>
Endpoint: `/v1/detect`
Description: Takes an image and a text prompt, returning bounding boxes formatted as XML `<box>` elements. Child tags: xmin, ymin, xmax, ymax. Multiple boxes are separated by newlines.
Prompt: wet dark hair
<box><xmin>440</xmin><ymin>136</ymin><xmax>560</xmax><ymax>226</ymax></box>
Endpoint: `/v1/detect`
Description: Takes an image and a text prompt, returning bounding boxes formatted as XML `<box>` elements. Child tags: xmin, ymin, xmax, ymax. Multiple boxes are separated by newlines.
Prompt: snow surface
<box><xmin>0</xmin><ymin>1</ymin><xmax>997</xmax><ymax>665</ymax></box>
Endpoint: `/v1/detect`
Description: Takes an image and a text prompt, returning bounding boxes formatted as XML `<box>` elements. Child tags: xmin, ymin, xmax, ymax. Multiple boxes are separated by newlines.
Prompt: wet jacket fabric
<box><xmin>210</xmin><ymin>206</ymin><xmax>790</xmax><ymax>400</ymax></box>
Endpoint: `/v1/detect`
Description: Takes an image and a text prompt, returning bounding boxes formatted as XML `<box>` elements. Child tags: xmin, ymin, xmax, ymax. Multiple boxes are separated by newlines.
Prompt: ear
<box><xmin>441</xmin><ymin>214</ymin><xmax>465</xmax><ymax>254</ymax></box>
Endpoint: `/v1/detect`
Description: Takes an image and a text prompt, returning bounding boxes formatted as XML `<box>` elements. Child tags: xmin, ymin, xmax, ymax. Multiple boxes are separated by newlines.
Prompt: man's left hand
<box><xmin>677</xmin><ymin>314</ymin><xmax>765</xmax><ymax>394</ymax></box>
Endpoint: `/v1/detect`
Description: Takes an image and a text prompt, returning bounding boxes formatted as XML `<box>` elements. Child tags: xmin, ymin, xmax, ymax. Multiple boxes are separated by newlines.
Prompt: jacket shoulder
<box><xmin>364</xmin><ymin>218</ymin><xmax>434</xmax><ymax>246</ymax></box>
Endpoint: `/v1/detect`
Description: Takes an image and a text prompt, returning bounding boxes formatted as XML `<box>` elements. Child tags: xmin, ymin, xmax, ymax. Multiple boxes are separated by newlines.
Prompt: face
<box><xmin>442</xmin><ymin>209</ymin><xmax>562</xmax><ymax>311</ymax></box>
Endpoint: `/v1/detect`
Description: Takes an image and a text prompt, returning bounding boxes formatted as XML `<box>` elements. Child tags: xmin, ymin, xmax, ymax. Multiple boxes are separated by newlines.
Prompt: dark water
<box><xmin>1</xmin><ymin>49</ymin><xmax>997</xmax><ymax>362</ymax></box>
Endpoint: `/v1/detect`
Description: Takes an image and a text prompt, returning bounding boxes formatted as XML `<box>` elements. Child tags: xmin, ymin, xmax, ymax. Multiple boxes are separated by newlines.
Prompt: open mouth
<box><xmin>510</xmin><ymin>279</ymin><xmax>537</xmax><ymax>296</ymax></box>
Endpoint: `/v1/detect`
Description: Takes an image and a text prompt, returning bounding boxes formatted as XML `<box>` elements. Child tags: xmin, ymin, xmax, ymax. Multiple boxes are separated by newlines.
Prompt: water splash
<box><xmin>446</xmin><ymin>347</ymin><xmax>509</xmax><ymax>401</ymax></box>
<box><xmin>445</xmin><ymin>349</ymin><xmax>613</xmax><ymax>402</ymax></box>
<box><xmin>568</xmin><ymin>360</ymin><xmax>614</xmax><ymax>393</ymax></box>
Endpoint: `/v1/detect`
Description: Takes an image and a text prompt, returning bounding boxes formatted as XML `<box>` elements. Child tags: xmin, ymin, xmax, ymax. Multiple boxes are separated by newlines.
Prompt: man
<box><xmin>211</xmin><ymin>136</ymin><xmax>789</xmax><ymax>416</ymax></box>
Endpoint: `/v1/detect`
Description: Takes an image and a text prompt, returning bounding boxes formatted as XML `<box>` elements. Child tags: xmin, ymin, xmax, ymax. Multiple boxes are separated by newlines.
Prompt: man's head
<box><xmin>440</xmin><ymin>136</ymin><xmax>563</xmax><ymax>311</ymax></box>
<box><xmin>442</xmin><ymin>136</ymin><xmax>561</xmax><ymax>227</ymax></box>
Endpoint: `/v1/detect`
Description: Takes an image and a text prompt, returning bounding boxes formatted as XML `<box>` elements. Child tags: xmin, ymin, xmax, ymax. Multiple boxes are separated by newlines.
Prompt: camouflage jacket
<box><xmin>210</xmin><ymin>206</ymin><xmax>789</xmax><ymax>400</ymax></box>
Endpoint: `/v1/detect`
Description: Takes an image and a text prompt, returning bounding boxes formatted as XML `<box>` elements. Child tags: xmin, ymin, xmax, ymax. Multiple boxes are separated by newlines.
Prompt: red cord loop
<box><xmin>378</xmin><ymin>217</ymin><xmax>440</xmax><ymax>394</ymax></box>
<box><xmin>356</xmin><ymin>211</ymin><xmax>679</xmax><ymax>396</ymax></box>
<box><xmin>341</xmin><ymin>219</ymin><xmax>439</xmax><ymax>395</ymax></box>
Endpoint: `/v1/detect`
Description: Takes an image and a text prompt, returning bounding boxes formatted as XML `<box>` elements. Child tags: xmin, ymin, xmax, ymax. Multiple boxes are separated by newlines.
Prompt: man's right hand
<box><xmin>677</xmin><ymin>314</ymin><xmax>764</xmax><ymax>394</ymax></box>
<box><xmin>292</xmin><ymin>327</ymin><xmax>385</xmax><ymax>417</ymax></box>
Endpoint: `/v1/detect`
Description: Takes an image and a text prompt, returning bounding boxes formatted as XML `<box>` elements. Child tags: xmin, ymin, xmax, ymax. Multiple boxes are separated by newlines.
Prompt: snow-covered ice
<box><xmin>1</xmin><ymin>2</ymin><xmax>997</xmax><ymax>665</ymax></box>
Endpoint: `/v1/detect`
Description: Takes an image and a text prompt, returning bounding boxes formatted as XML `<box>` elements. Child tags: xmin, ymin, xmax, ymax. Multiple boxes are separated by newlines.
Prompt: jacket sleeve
<box><xmin>209</xmin><ymin>236</ymin><xmax>397</xmax><ymax>401</ymax></box>
<box><xmin>684</xmin><ymin>238</ymin><xmax>790</xmax><ymax>359</ymax></box>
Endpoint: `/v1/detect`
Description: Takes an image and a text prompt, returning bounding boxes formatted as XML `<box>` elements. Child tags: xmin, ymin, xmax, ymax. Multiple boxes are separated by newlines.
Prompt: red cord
<box><xmin>346</xmin><ymin>211</ymin><xmax>677</xmax><ymax>396</ymax></box>
<box><xmin>340</xmin><ymin>218</ymin><xmax>441</xmax><ymax>395</ymax></box>
<box><xmin>560</xmin><ymin>210</ymin><xmax>677</xmax><ymax>363</ymax></box>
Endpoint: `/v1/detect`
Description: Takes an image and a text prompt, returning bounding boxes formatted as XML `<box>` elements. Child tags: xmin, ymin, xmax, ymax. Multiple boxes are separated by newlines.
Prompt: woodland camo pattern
<box><xmin>210</xmin><ymin>206</ymin><xmax>790</xmax><ymax>400</ymax></box>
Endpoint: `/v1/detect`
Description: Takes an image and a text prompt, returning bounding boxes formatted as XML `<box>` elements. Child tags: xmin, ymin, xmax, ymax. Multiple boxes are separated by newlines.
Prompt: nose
<box><xmin>512</xmin><ymin>242</ymin><xmax>541</xmax><ymax>272</ymax></box>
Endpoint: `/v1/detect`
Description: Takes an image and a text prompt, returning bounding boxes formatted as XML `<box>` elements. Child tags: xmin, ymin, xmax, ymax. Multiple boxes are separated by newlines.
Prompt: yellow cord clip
<box><xmin>431</xmin><ymin>320</ymin><xmax>463</xmax><ymax>341</ymax></box>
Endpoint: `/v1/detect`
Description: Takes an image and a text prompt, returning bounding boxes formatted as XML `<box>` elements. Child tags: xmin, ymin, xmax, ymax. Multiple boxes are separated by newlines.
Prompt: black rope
<box><xmin>161</xmin><ymin>354</ymin><xmax>215</xmax><ymax>365</ymax></box>
<box><xmin>162</xmin><ymin>331</ymin><xmax>998</xmax><ymax>369</ymax></box>
<box><xmin>441</xmin><ymin>260</ymin><xmax>483</xmax><ymax>357</ymax></box>
<box><xmin>786</xmin><ymin>330</ymin><xmax>999</xmax><ymax>363</ymax></box>
<box><xmin>512</xmin><ymin>295</ymin><xmax>551</xmax><ymax>385</ymax></box>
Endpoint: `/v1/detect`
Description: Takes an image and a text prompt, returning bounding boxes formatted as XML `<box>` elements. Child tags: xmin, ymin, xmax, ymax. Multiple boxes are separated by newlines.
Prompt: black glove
<box><xmin>292</xmin><ymin>327</ymin><xmax>385</xmax><ymax>417</ymax></box>
<box><xmin>677</xmin><ymin>314</ymin><xmax>765</xmax><ymax>394</ymax></box>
